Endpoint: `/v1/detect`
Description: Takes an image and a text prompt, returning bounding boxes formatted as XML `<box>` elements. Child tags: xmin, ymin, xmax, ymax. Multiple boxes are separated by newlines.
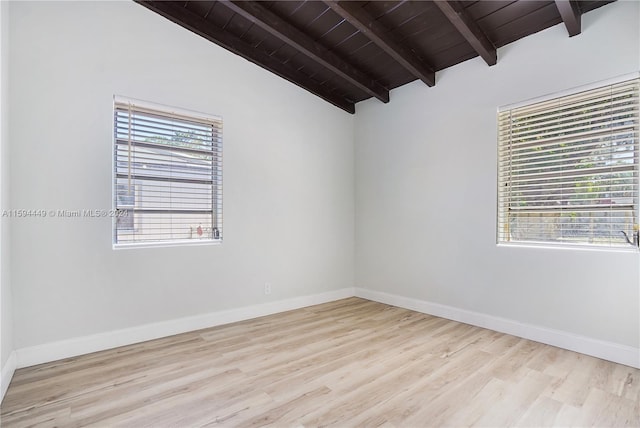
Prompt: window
<box><xmin>498</xmin><ymin>76</ymin><xmax>640</xmax><ymax>248</ymax></box>
<box><xmin>113</xmin><ymin>97</ymin><xmax>222</xmax><ymax>247</ymax></box>
<box><xmin>115</xmin><ymin>183</ymin><xmax>135</xmax><ymax>231</ymax></box>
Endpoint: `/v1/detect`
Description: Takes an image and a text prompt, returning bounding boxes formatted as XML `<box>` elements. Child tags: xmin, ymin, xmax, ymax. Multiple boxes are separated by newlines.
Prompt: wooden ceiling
<box><xmin>136</xmin><ymin>1</ymin><xmax>614</xmax><ymax>114</ymax></box>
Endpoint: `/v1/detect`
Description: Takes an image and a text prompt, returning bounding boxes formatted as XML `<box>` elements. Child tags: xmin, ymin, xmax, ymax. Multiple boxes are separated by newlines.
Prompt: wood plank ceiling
<box><xmin>136</xmin><ymin>1</ymin><xmax>615</xmax><ymax>114</ymax></box>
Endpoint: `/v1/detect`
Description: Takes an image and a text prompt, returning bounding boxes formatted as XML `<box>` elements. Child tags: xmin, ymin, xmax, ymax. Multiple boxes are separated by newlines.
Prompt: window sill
<box><xmin>113</xmin><ymin>239</ymin><xmax>222</xmax><ymax>250</ymax></box>
<box><xmin>496</xmin><ymin>241</ymin><xmax>638</xmax><ymax>253</ymax></box>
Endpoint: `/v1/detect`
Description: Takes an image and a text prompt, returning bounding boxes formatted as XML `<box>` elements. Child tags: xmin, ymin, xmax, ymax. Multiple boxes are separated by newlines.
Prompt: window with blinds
<box><xmin>113</xmin><ymin>97</ymin><xmax>222</xmax><ymax>247</ymax></box>
<box><xmin>498</xmin><ymin>77</ymin><xmax>639</xmax><ymax>248</ymax></box>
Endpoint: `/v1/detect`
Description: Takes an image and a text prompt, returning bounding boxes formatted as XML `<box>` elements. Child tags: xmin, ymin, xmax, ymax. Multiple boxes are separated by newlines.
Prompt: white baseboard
<box><xmin>1</xmin><ymin>351</ymin><xmax>16</xmax><ymax>403</ymax></box>
<box><xmin>354</xmin><ymin>287</ymin><xmax>640</xmax><ymax>369</ymax></box>
<box><xmin>12</xmin><ymin>286</ymin><xmax>640</xmax><ymax>373</ymax></box>
<box><xmin>16</xmin><ymin>287</ymin><xmax>355</xmax><ymax>369</ymax></box>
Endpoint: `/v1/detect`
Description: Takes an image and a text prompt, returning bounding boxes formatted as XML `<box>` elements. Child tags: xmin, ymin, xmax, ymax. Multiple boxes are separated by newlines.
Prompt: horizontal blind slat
<box><xmin>114</xmin><ymin>98</ymin><xmax>223</xmax><ymax>245</ymax></box>
<box><xmin>497</xmin><ymin>77</ymin><xmax>639</xmax><ymax>247</ymax></box>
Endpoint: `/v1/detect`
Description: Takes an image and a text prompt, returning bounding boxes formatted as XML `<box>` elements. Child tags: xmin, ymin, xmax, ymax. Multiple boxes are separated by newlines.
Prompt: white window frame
<box><xmin>497</xmin><ymin>74</ymin><xmax>640</xmax><ymax>250</ymax></box>
<box><xmin>112</xmin><ymin>96</ymin><xmax>223</xmax><ymax>249</ymax></box>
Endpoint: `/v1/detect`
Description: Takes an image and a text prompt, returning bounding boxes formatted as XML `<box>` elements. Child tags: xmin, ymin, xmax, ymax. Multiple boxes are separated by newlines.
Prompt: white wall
<box><xmin>355</xmin><ymin>1</ymin><xmax>640</xmax><ymax>349</ymax></box>
<box><xmin>9</xmin><ymin>1</ymin><xmax>354</xmax><ymax>350</ymax></box>
<box><xmin>1</xmin><ymin>0</ymin><xmax>14</xmax><ymax>379</ymax></box>
<box><xmin>6</xmin><ymin>0</ymin><xmax>639</xmax><ymax>371</ymax></box>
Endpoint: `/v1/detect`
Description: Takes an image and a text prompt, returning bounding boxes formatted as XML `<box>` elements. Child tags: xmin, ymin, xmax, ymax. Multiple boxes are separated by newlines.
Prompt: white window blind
<box><xmin>498</xmin><ymin>77</ymin><xmax>640</xmax><ymax>248</ymax></box>
<box><xmin>113</xmin><ymin>98</ymin><xmax>222</xmax><ymax>247</ymax></box>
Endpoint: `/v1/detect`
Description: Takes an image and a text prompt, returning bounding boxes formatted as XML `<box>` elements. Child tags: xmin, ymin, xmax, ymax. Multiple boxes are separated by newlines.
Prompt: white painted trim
<box><xmin>1</xmin><ymin>351</ymin><xmax>16</xmax><ymax>403</ymax></box>
<box><xmin>13</xmin><ymin>286</ymin><xmax>639</xmax><ymax>372</ymax></box>
<box><xmin>354</xmin><ymin>288</ymin><xmax>640</xmax><ymax>369</ymax></box>
<box><xmin>16</xmin><ymin>288</ymin><xmax>354</xmax><ymax>369</ymax></box>
<box><xmin>113</xmin><ymin>94</ymin><xmax>223</xmax><ymax>123</ymax></box>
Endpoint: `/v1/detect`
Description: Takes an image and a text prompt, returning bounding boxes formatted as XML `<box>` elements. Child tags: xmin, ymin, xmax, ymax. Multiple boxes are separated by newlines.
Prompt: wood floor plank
<box><xmin>514</xmin><ymin>396</ymin><xmax>564</xmax><ymax>427</ymax></box>
<box><xmin>2</xmin><ymin>297</ymin><xmax>639</xmax><ymax>427</ymax></box>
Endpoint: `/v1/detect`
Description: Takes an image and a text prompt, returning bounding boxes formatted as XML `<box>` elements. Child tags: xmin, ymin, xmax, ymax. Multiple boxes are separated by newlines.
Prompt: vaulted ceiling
<box><xmin>136</xmin><ymin>1</ymin><xmax>615</xmax><ymax>114</ymax></box>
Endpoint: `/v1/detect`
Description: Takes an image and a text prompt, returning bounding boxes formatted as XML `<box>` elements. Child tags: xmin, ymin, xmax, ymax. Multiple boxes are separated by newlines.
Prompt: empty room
<box><xmin>1</xmin><ymin>0</ymin><xmax>639</xmax><ymax>426</ymax></box>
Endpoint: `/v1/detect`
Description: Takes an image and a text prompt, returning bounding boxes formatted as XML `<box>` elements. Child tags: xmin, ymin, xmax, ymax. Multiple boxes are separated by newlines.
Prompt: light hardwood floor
<box><xmin>1</xmin><ymin>297</ymin><xmax>639</xmax><ymax>427</ymax></box>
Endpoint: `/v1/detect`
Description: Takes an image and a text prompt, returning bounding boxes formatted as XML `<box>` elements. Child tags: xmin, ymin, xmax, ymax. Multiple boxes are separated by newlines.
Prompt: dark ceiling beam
<box><xmin>433</xmin><ymin>1</ymin><xmax>497</xmax><ymax>66</ymax></box>
<box><xmin>134</xmin><ymin>1</ymin><xmax>355</xmax><ymax>114</ymax></box>
<box><xmin>324</xmin><ymin>1</ymin><xmax>435</xmax><ymax>87</ymax></box>
<box><xmin>554</xmin><ymin>0</ymin><xmax>581</xmax><ymax>37</ymax></box>
<box><xmin>222</xmin><ymin>1</ymin><xmax>389</xmax><ymax>103</ymax></box>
